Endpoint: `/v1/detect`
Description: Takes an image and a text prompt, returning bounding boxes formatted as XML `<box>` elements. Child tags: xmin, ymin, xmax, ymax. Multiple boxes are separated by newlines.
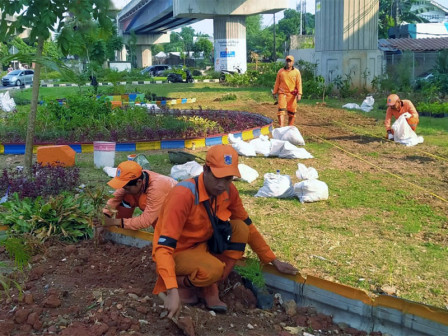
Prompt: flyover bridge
<box><xmin>117</xmin><ymin>0</ymin><xmax>288</xmax><ymax>70</ymax></box>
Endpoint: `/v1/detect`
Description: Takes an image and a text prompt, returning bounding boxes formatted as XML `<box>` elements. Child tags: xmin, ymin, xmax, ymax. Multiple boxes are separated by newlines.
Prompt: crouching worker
<box><xmin>385</xmin><ymin>94</ymin><xmax>419</xmax><ymax>140</ymax></box>
<box><xmin>102</xmin><ymin>161</ymin><xmax>177</xmax><ymax>230</ymax></box>
<box><xmin>152</xmin><ymin>145</ymin><xmax>298</xmax><ymax>317</ymax></box>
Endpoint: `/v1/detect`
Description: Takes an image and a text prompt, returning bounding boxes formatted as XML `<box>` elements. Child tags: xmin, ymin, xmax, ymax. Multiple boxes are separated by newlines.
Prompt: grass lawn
<box><xmin>3</xmin><ymin>83</ymin><xmax>448</xmax><ymax>309</ymax></box>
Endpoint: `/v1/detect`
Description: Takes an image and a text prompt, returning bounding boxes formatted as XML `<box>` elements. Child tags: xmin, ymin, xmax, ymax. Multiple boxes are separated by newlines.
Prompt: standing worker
<box><xmin>272</xmin><ymin>55</ymin><xmax>302</xmax><ymax>127</ymax></box>
<box><xmin>153</xmin><ymin>145</ymin><xmax>298</xmax><ymax>317</ymax></box>
<box><xmin>102</xmin><ymin>161</ymin><xmax>177</xmax><ymax>230</ymax></box>
<box><xmin>385</xmin><ymin>94</ymin><xmax>419</xmax><ymax>140</ymax></box>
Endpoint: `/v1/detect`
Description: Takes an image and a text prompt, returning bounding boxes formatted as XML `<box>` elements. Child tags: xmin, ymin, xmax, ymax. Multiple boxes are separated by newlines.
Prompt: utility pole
<box><xmin>303</xmin><ymin>0</ymin><xmax>307</xmax><ymax>34</ymax></box>
<box><xmin>394</xmin><ymin>0</ymin><xmax>399</xmax><ymax>38</ymax></box>
<box><xmin>299</xmin><ymin>0</ymin><xmax>303</xmax><ymax>36</ymax></box>
<box><xmin>273</xmin><ymin>13</ymin><xmax>276</xmax><ymax>61</ymax></box>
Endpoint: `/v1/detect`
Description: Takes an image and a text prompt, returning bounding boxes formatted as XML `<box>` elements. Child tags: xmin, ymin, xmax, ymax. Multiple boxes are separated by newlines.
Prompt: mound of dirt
<box><xmin>0</xmin><ymin>239</ymin><xmax>381</xmax><ymax>336</ymax></box>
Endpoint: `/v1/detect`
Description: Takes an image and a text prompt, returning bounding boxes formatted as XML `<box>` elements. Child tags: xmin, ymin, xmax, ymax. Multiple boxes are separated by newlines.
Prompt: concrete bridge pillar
<box><xmin>116</xmin><ymin>45</ymin><xmax>127</xmax><ymax>62</ymax></box>
<box><xmin>120</xmin><ymin>34</ymin><xmax>169</xmax><ymax>68</ymax></box>
<box><xmin>136</xmin><ymin>46</ymin><xmax>152</xmax><ymax>68</ymax></box>
<box><xmin>213</xmin><ymin>16</ymin><xmax>247</xmax><ymax>73</ymax></box>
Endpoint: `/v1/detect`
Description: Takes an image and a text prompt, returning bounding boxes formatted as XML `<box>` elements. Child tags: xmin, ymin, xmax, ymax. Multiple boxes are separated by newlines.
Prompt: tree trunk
<box><xmin>23</xmin><ymin>35</ymin><xmax>44</xmax><ymax>175</ymax></box>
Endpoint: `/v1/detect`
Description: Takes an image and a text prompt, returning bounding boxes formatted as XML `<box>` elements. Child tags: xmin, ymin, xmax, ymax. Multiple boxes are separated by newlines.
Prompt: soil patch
<box><xmin>0</xmin><ymin>239</ymin><xmax>381</xmax><ymax>336</ymax></box>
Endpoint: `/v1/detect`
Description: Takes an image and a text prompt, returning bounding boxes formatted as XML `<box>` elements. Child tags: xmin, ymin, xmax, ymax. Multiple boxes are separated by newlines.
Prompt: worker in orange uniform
<box><xmin>153</xmin><ymin>145</ymin><xmax>298</xmax><ymax>317</ymax></box>
<box><xmin>272</xmin><ymin>55</ymin><xmax>302</xmax><ymax>127</ymax></box>
<box><xmin>102</xmin><ymin>161</ymin><xmax>177</xmax><ymax>230</ymax></box>
<box><xmin>385</xmin><ymin>94</ymin><xmax>419</xmax><ymax>140</ymax></box>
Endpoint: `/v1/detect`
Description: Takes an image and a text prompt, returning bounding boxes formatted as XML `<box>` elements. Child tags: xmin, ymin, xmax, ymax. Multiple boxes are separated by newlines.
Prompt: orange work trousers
<box><xmin>277</xmin><ymin>93</ymin><xmax>297</xmax><ymax>117</ymax></box>
<box><xmin>173</xmin><ymin>219</ymin><xmax>249</xmax><ymax>288</ymax></box>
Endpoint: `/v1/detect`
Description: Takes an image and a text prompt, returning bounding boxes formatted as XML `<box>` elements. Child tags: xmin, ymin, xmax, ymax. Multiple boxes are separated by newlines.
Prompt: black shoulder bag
<box><xmin>194</xmin><ymin>176</ymin><xmax>232</xmax><ymax>254</ymax></box>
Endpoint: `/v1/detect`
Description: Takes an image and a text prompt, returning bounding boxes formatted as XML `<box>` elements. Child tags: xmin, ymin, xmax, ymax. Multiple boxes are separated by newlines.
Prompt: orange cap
<box><xmin>108</xmin><ymin>161</ymin><xmax>143</xmax><ymax>189</ymax></box>
<box><xmin>387</xmin><ymin>94</ymin><xmax>400</xmax><ymax>106</ymax></box>
<box><xmin>286</xmin><ymin>55</ymin><xmax>294</xmax><ymax>62</ymax></box>
<box><xmin>205</xmin><ymin>145</ymin><xmax>241</xmax><ymax>178</ymax></box>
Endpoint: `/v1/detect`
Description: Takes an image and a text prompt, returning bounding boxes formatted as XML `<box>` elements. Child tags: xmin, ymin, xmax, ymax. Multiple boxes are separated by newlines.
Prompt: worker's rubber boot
<box><xmin>278</xmin><ymin>115</ymin><xmax>286</xmax><ymax>127</ymax></box>
<box><xmin>200</xmin><ymin>283</ymin><xmax>227</xmax><ymax>313</ymax></box>
<box><xmin>176</xmin><ymin>275</ymin><xmax>198</xmax><ymax>305</ymax></box>
<box><xmin>288</xmin><ymin>114</ymin><xmax>295</xmax><ymax>126</ymax></box>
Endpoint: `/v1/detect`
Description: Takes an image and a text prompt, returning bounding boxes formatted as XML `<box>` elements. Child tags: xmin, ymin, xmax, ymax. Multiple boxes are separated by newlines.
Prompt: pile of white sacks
<box><xmin>169</xmin><ymin>126</ymin><xmax>329</xmax><ymax>203</ymax></box>
<box><xmin>254</xmin><ymin>163</ymin><xmax>328</xmax><ymax>203</ymax></box>
<box><xmin>230</xmin><ymin>126</ymin><xmax>313</xmax><ymax>159</ymax></box>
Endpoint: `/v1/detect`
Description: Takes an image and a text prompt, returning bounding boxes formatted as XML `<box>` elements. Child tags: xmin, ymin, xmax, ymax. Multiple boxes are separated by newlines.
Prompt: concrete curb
<box><xmin>15</xmin><ymin>78</ymin><xmax>220</xmax><ymax>89</ymax></box>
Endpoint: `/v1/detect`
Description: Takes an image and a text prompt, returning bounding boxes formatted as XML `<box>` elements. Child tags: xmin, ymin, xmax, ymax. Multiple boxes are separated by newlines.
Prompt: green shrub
<box><xmin>333</xmin><ymin>74</ymin><xmax>356</xmax><ymax>98</ymax></box>
<box><xmin>40</xmin><ymin>71</ymin><xmax>61</xmax><ymax>80</ymax></box>
<box><xmin>235</xmin><ymin>258</ymin><xmax>266</xmax><ymax>289</ymax></box>
<box><xmin>220</xmin><ymin>93</ymin><xmax>237</xmax><ymax>101</ymax></box>
<box><xmin>10</xmin><ymin>95</ymin><xmax>30</xmax><ymax>106</ymax></box>
<box><xmin>192</xmin><ymin>69</ymin><xmax>202</xmax><ymax>76</ymax></box>
<box><xmin>0</xmin><ymin>192</ymin><xmax>94</xmax><ymax>242</ymax></box>
<box><xmin>0</xmin><ymin>236</ymin><xmax>32</xmax><ymax>270</ymax></box>
<box><xmin>416</xmin><ymin>102</ymin><xmax>448</xmax><ymax>115</ymax></box>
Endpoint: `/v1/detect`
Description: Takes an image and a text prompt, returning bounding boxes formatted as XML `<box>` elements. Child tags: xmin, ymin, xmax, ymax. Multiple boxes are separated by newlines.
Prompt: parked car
<box><xmin>140</xmin><ymin>65</ymin><xmax>171</xmax><ymax>77</ymax></box>
<box><xmin>1</xmin><ymin>69</ymin><xmax>34</xmax><ymax>87</ymax></box>
<box><xmin>413</xmin><ymin>72</ymin><xmax>434</xmax><ymax>89</ymax></box>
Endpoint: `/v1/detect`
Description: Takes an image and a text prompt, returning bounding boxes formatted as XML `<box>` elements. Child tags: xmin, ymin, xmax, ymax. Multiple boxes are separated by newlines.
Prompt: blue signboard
<box><xmin>220</xmin><ymin>51</ymin><xmax>235</xmax><ymax>58</ymax></box>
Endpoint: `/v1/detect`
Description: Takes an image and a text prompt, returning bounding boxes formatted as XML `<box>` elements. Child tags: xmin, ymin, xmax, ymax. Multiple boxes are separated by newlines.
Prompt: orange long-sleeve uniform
<box><xmin>103</xmin><ymin>170</ymin><xmax>177</xmax><ymax>230</ymax></box>
<box><xmin>152</xmin><ymin>173</ymin><xmax>276</xmax><ymax>294</ymax></box>
<box><xmin>273</xmin><ymin>67</ymin><xmax>302</xmax><ymax>115</ymax></box>
<box><xmin>385</xmin><ymin>100</ymin><xmax>419</xmax><ymax>131</ymax></box>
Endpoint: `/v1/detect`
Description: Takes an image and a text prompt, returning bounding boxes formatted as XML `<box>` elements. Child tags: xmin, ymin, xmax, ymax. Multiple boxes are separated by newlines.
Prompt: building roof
<box><xmin>378</xmin><ymin>37</ymin><xmax>448</xmax><ymax>51</ymax></box>
<box><xmin>431</xmin><ymin>0</ymin><xmax>448</xmax><ymax>13</ymax></box>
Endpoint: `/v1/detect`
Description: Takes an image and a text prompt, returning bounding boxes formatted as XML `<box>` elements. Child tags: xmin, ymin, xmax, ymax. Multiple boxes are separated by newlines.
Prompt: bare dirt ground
<box><xmin>0</xmin><ymin>240</ymin><xmax>381</xmax><ymax>336</ymax></box>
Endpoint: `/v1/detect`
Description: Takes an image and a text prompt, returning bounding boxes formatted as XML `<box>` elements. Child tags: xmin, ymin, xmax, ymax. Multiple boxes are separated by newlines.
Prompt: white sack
<box><xmin>360</xmin><ymin>96</ymin><xmax>374</xmax><ymax>112</ymax></box>
<box><xmin>269</xmin><ymin>139</ymin><xmax>287</xmax><ymax>156</ymax></box>
<box><xmin>227</xmin><ymin>133</ymin><xmax>256</xmax><ymax>156</ymax></box>
<box><xmin>170</xmin><ymin>161</ymin><xmax>203</xmax><ymax>180</ymax></box>
<box><xmin>146</xmin><ymin>103</ymin><xmax>160</xmax><ymax>111</ymax></box>
<box><xmin>342</xmin><ymin>96</ymin><xmax>375</xmax><ymax>113</ymax></box>
<box><xmin>228</xmin><ymin>133</ymin><xmax>242</xmax><ymax>144</ymax></box>
<box><xmin>237</xmin><ymin>163</ymin><xmax>259</xmax><ymax>183</ymax></box>
<box><xmin>278</xmin><ymin>142</ymin><xmax>314</xmax><ymax>159</ymax></box>
<box><xmin>342</xmin><ymin>103</ymin><xmax>360</xmax><ymax>110</ymax></box>
<box><xmin>249</xmin><ymin>135</ymin><xmax>271</xmax><ymax>156</ymax></box>
<box><xmin>255</xmin><ymin>173</ymin><xmax>295</xmax><ymax>198</ymax></box>
<box><xmin>296</xmin><ymin>163</ymin><xmax>319</xmax><ymax>180</ymax></box>
<box><xmin>391</xmin><ymin>115</ymin><xmax>424</xmax><ymax>147</ymax></box>
<box><xmin>103</xmin><ymin>166</ymin><xmax>117</xmax><ymax>178</ymax></box>
<box><xmin>0</xmin><ymin>91</ymin><xmax>16</xmax><ymax>112</ymax></box>
<box><xmin>272</xmin><ymin>126</ymin><xmax>305</xmax><ymax>146</ymax></box>
<box><xmin>294</xmin><ymin>180</ymin><xmax>329</xmax><ymax>203</ymax></box>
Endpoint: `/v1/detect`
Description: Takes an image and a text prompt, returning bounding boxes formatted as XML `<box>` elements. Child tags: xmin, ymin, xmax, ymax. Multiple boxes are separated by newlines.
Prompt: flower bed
<box><xmin>0</xmin><ymin>109</ymin><xmax>272</xmax><ymax>154</ymax></box>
